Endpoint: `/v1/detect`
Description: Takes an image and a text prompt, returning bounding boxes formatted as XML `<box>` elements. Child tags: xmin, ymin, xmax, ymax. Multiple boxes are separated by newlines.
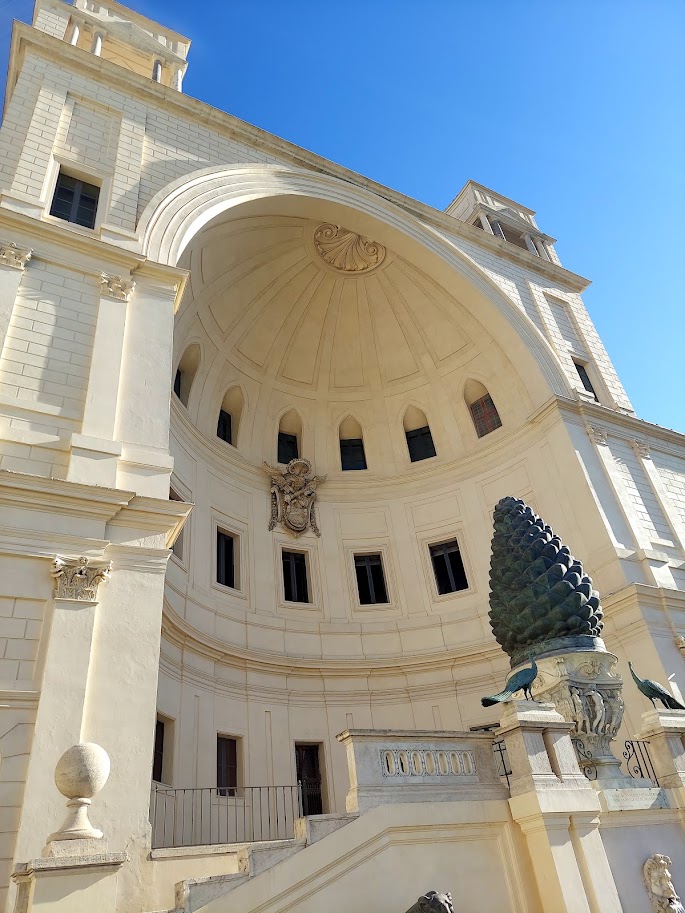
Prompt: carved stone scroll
<box><xmin>51</xmin><ymin>556</ymin><xmax>112</xmax><ymax>601</ymax></box>
<box><xmin>100</xmin><ymin>273</ymin><xmax>135</xmax><ymax>301</ymax></box>
<box><xmin>0</xmin><ymin>241</ymin><xmax>32</xmax><ymax>270</ymax></box>
<box><xmin>313</xmin><ymin>223</ymin><xmax>386</xmax><ymax>273</ymax></box>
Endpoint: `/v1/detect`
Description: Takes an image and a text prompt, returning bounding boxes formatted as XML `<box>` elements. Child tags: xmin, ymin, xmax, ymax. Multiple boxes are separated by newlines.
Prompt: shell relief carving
<box><xmin>313</xmin><ymin>223</ymin><xmax>386</xmax><ymax>273</ymax></box>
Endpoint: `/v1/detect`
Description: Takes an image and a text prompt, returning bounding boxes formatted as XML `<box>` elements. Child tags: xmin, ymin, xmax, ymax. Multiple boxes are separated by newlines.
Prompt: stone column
<box><xmin>0</xmin><ymin>241</ymin><xmax>31</xmax><ymax>352</ymax></box>
<box><xmin>67</xmin><ymin>274</ymin><xmax>135</xmax><ymax>488</ymax></box>
<box><xmin>497</xmin><ymin>701</ymin><xmax>623</xmax><ymax>913</ymax></box>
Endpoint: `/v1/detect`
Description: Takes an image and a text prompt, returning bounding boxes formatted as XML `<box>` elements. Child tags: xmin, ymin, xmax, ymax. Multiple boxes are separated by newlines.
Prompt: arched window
<box><xmin>152</xmin><ymin>59</ymin><xmax>163</xmax><ymax>83</ymax></box>
<box><xmin>277</xmin><ymin>409</ymin><xmax>302</xmax><ymax>463</ymax></box>
<box><xmin>464</xmin><ymin>379</ymin><xmax>502</xmax><ymax>438</ymax></box>
<box><xmin>217</xmin><ymin>386</ymin><xmax>243</xmax><ymax>446</ymax></box>
<box><xmin>174</xmin><ymin>344</ymin><xmax>200</xmax><ymax>408</ymax></box>
<box><xmin>403</xmin><ymin>406</ymin><xmax>436</xmax><ymax>462</ymax></box>
<box><xmin>339</xmin><ymin>416</ymin><xmax>367</xmax><ymax>471</ymax></box>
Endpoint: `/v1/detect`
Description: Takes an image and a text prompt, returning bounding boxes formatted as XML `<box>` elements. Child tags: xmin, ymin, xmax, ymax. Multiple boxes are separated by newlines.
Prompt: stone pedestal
<box><xmin>528</xmin><ymin>650</ymin><xmax>629</xmax><ymax>784</ymax></box>
<box><xmin>638</xmin><ymin>709</ymin><xmax>685</xmax><ymax>791</ymax></box>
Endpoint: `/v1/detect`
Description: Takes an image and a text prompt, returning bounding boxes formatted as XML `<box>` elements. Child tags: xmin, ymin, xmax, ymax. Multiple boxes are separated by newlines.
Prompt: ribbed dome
<box><xmin>178</xmin><ymin>214</ymin><xmax>476</xmax><ymax>398</ymax></box>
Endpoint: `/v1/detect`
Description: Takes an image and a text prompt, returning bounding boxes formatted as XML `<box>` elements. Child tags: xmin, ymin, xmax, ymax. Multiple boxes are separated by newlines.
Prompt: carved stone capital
<box><xmin>100</xmin><ymin>273</ymin><xmax>135</xmax><ymax>301</ymax></box>
<box><xmin>588</xmin><ymin>424</ymin><xmax>608</xmax><ymax>445</ymax></box>
<box><xmin>631</xmin><ymin>438</ymin><xmax>650</xmax><ymax>459</ymax></box>
<box><xmin>0</xmin><ymin>241</ymin><xmax>32</xmax><ymax>271</ymax></box>
<box><xmin>675</xmin><ymin>635</ymin><xmax>685</xmax><ymax>657</ymax></box>
<box><xmin>51</xmin><ymin>556</ymin><xmax>112</xmax><ymax>601</ymax></box>
<box><xmin>313</xmin><ymin>223</ymin><xmax>386</xmax><ymax>273</ymax></box>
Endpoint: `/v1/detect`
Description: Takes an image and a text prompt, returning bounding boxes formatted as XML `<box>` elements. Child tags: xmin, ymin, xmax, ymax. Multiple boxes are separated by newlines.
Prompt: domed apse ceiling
<box><xmin>177</xmin><ymin>214</ymin><xmax>489</xmax><ymax>399</ymax></box>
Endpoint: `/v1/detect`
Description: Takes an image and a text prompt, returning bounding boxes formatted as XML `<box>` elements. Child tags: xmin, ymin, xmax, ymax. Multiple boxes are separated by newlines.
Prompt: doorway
<box><xmin>295</xmin><ymin>743</ymin><xmax>324</xmax><ymax>815</ymax></box>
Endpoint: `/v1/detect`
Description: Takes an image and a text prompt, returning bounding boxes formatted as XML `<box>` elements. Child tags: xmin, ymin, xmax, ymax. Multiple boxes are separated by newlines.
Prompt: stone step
<box><xmin>176</xmin><ymin>872</ymin><xmax>250</xmax><ymax>912</ymax></box>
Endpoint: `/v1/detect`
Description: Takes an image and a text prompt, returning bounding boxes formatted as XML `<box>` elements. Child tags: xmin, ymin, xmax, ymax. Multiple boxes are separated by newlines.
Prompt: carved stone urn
<box><xmin>48</xmin><ymin>742</ymin><xmax>111</xmax><ymax>842</ymax></box>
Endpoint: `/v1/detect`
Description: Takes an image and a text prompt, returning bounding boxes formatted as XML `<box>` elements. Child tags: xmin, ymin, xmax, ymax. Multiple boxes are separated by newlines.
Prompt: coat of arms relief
<box><xmin>262</xmin><ymin>458</ymin><xmax>326</xmax><ymax>537</ymax></box>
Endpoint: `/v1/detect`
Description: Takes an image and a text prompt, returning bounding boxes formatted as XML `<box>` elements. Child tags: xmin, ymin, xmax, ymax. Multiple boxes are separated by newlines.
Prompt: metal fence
<box><xmin>150</xmin><ymin>784</ymin><xmax>303</xmax><ymax>849</ymax></box>
<box><xmin>571</xmin><ymin>738</ymin><xmax>659</xmax><ymax>785</ymax></box>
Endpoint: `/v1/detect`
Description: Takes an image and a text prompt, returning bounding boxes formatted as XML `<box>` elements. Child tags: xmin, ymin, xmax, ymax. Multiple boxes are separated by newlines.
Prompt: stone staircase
<box><xmin>150</xmin><ymin>814</ymin><xmax>355</xmax><ymax>913</ymax></box>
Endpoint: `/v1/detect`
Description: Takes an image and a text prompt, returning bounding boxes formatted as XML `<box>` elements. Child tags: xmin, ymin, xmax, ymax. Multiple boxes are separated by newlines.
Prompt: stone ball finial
<box><xmin>48</xmin><ymin>743</ymin><xmax>110</xmax><ymax>843</ymax></box>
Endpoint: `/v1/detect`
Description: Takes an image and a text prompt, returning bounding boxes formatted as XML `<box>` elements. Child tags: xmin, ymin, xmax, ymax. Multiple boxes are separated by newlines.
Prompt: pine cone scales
<box><xmin>489</xmin><ymin>497</ymin><xmax>603</xmax><ymax>661</ymax></box>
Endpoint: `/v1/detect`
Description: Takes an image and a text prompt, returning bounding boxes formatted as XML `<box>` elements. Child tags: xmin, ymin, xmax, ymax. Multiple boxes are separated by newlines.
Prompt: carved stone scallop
<box><xmin>313</xmin><ymin>223</ymin><xmax>386</xmax><ymax>273</ymax></box>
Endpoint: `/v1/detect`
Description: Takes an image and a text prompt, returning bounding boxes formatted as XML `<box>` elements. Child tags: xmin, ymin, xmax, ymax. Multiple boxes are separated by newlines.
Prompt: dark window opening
<box><xmin>497</xmin><ymin>221</ymin><xmax>530</xmax><ymax>251</ymax></box>
<box><xmin>217</xmin><ymin>409</ymin><xmax>232</xmax><ymax>444</ymax></box>
<box><xmin>282</xmin><ymin>550</ymin><xmax>309</xmax><ymax>603</ymax></box>
<box><xmin>278</xmin><ymin>431</ymin><xmax>299</xmax><ymax>464</ymax></box>
<box><xmin>469</xmin><ymin>393</ymin><xmax>502</xmax><ymax>438</ymax></box>
<box><xmin>430</xmin><ymin>540</ymin><xmax>469</xmax><ymax>595</ymax></box>
<box><xmin>406</xmin><ymin>425</ymin><xmax>436</xmax><ymax>462</ymax></box>
<box><xmin>173</xmin><ymin>369</ymin><xmax>182</xmax><ymax>398</ymax></box>
<box><xmin>574</xmin><ymin>361</ymin><xmax>598</xmax><ymax>401</ymax></box>
<box><xmin>50</xmin><ymin>171</ymin><xmax>100</xmax><ymax>229</ymax></box>
<box><xmin>340</xmin><ymin>438</ymin><xmax>367</xmax><ymax>471</ymax></box>
<box><xmin>152</xmin><ymin>718</ymin><xmax>165</xmax><ymax>783</ymax></box>
<box><xmin>169</xmin><ymin>488</ymin><xmax>184</xmax><ymax>560</ymax></box>
<box><xmin>295</xmin><ymin>744</ymin><xmax>323</xmax><ymax>815</ymax></box>
<box><xmin>216</xmin><ymin>530</ymin><xmax>235</xmax><ymax>588</ymax></box>
<box><xmin>354</xmin><ymin>554</ymin><xmax>388</xmax><ymax>604</ymax></box>
<box><xmin>217</xmin><ymin>736</ymin><xmax>238</xmax><ymax>797</ymax></box>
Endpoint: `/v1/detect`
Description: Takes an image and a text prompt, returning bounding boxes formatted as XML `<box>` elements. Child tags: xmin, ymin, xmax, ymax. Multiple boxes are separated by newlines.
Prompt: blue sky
<box><xmin>1</xmin><ymin>1</ymin><xmax>684</xmax><ymax>433</ymax></box>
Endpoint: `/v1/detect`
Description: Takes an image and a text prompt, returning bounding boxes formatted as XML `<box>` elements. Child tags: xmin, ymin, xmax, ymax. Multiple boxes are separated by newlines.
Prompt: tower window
<box><xmin>173</xmin><ymin>369</ymin><xmax>182</xmax><ymax>398</ymax></box>
<box><xmin>169</xmin><ymin>488</ymin><xmax>184</xmax><ymax>560</ymax></box>
<box><xmin>216</xmin><ymin>529</ymin><xmax>237</xmax><ymax>589</ymax></box>
<box><xmin>278</xmin><ymin>431</ymin><xmax>299</xmax><ymax>464</ymax></box>
<box><xmin>217</xmin><ymin>409</ymin><xmax>232</xmax><ymax>444</ymax></box>
<box><xmin>406</xmin><ymin>425</ymin><xmax>436</xmax><ymax>462</ymax></box>
<box><xmin>469</xmin><ymin>393</ymin><xmax>502</xmax><ymax>438</ymax></box>
<box><xmin>152</xmin><ymin>718</ymin><xmax>165</xmax><ymax>783</ymax></box>
<box><xmin>574</xmin><ymin>361</ymin><xmax>598</xmax><ymax>401</ymax></box>
<box><xmin>217</xmin><ymin>735</ymin><xmax>238</xmax><ymax>797</ymax></box>
<box><xmin>282</xmin><ymin>550</ymin><xmax>309</xmax><ymax>603</ymax></box>
<box><xmin>354</xmin><ymin>554</ymin><xmax>388</xmax><ymax>604</ymax></box>
<box><xmin>430</xmin><ymin>540</ymin><xmax>468</xmax><ymax>595</ymax></box>
<box><xmin>340</xmin><ymin>439</ymin><xmax>367</xmax><ymax>471</ymax></box>
<box><xmin>50</xmin><ymin>171</ymin><xmax>100</xmax><ymax>229</ymax></box>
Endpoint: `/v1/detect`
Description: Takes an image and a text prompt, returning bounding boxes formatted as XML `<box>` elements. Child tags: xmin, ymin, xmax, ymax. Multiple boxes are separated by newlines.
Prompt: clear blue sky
<box><xmin>1</xmin><ymin>1</ymin><xmax>684</xmax><ymax>433</ymax></box>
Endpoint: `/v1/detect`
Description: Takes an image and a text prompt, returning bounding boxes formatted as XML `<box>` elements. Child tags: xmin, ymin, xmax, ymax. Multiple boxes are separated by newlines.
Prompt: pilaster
<box><xmin>0</xmin><ymin>241</ymin><xmax>32</xmax><ymax>352</ymax></box>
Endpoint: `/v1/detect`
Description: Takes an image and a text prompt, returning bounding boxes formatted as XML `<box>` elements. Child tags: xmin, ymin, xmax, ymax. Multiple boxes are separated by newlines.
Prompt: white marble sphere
<box><xmin>54</xmin><ymin>743</ymin><xmax>110</xmax><ymax>800</ymax></box>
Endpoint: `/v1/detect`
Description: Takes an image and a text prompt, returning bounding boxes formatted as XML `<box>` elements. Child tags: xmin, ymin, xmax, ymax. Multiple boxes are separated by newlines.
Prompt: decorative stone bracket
<box><xmin>51</xmin><ymin>556</ymin><xmax>112</xmax><ymax>601</ymax></box>
<box><xmin>0</xmin><ymin>241</ymin><xmax>32</xmax><ymax>270</ymax></box>
<box><xmin>100</xmin><ymin>273</ymin><xmax>136</xmax><ymax>301</ymax></box>
<box><xmin>643</xmin><ymin>853</ymin><xmax>682</xmax><ymax>913</ymax></box>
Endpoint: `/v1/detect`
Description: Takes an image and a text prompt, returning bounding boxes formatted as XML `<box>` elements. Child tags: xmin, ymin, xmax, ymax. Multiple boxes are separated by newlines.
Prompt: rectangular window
<box><xmin>174</xmin><ymin>369</ymin><xmax>182</xmax><ymax>398</ymax></box>
<box><xmin>574</xmin><ymin>361</ymin><xmax>598</xmax><ymax>400</ymax></box>
<box><xmin>217</xmin><ymin>409</ymin><xmax>232</xmax><ymax>444</ymax></box>
<box><xmin>169</xmin><ymin>488</ymin><xmax>184</xmax><ymax>560</ymax></box>
<box><xmin>152</xmin><ymin>718</ymin><xmax>165</xmax><ymax>783</ymax></box>
<box><xmin>340</xmin><ymin>438</ymin><xmax>367</xmax><ymax>471</ymax></box>
<box><xmin>216</xmin><ymin>530</ymin><xmax>236</xmax><ymax>588</ymax></box>
<box><xmin>469</xmin><ymin>393</ymin><xmax>502</xmax><ymax>438</ymax></box>
<box><xmin>354</xmin><ymin>554</ymin><xmax>388</xmax><ymax>604</ymax></box>
<box><xmin>282</xmin><ymin>550</ymin><xmax>309</xmax><ymax>603</ymax></box>
<box><xmin>430</xmin><ymin>540</ymin><xmax>468</xmax><ymax>595</ymax></box>
<box><xmin>406</xmin><ymin>425</ymin><xmax>436</xmax><ymax>462</ymax></box>
<box><xmin>278</xmin><ymin>431</ymin><xmax>299</xmax><ymax>464</ymax></box>
<box><xmin>217</xmin><ymin>736</ymin><xmax>238</xmax><ymax>797</ymax></box>
<box><xmin>50</xmin><ymin>171</ymin><xmax>100</xmax><ymax>229</ymax></box>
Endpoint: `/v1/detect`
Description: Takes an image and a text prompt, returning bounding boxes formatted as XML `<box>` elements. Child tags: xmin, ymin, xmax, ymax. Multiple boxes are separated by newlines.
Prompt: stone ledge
<box><xmin>13</xmin><ymin>851</ymin><xmax>127</xmax><ymax>876</ymax></box>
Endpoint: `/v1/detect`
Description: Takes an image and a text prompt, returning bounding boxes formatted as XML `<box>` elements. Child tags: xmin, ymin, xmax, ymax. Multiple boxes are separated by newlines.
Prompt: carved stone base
<box><xmin>524</xmin><ymin>650</ymin><xmax>629</xmax><ymax>783</ymax></box>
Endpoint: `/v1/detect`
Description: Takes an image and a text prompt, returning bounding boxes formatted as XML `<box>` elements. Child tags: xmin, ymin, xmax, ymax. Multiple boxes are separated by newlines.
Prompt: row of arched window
<box><xmin>174</xmin><ymin>347</ymin><xmax>502</xmax><ymax>469</ymax></box>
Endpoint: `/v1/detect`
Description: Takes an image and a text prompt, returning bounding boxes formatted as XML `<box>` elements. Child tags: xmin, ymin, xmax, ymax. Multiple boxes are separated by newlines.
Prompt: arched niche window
<box><xmin>174</xmin><ymin>344</ymin><xmax>200</xmax><ymax>408</ymax></box>
<box><xmin>217</xmin><ymin>386</ymin><xmax>243</xmax><ymax>446</ymax></box>
<box><xmin>403</xmin><ymin>406</ymin><xmax>436</xmax><ymax>462</ymax></box>
<box><xmin>339</xmin><ymin>416</ymin><xmax>367</xmax><ymax>471</ymax></box>
<box><xmin>152</xmin><ymin>59</ymin><xmax>163</xmax><ymax>83</ymax></box>
<box><xmin>277</xmin><ymin>410</ymin><xmax>302</xmax><ymax>464</ymax></box>
<box><xmin>464</xmin><ymin>379</ymin><xmax>502</xmax><ymax>438</ymax></box>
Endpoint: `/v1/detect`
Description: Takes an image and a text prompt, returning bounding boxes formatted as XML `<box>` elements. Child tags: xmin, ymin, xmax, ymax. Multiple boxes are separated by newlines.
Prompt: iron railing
<box><xmin>571</xmin><ymin>738</ymin><xmax>659</xmax><ymax>785</ymax></box>
<box><xmin>150</xmin><ymin>784</ymin><xmax>304</xmax><ymax>849</ymax></box>
<box><xmin>492</xmin><ymin>739</ymin><xmax>512</xmax><ymax>788</ymax></box>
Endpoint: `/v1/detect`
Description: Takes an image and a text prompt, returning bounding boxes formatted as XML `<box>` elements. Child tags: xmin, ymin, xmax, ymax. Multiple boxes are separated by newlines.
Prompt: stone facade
<box><xmin>0</xmin><ymin>2</ymin><xmax>683</xmax><ymax>912</ymax></box>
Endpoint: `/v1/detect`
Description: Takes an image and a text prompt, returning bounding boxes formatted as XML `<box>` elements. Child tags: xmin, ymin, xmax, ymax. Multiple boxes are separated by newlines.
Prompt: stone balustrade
<box><xmin>336</xmin><ymin>728</ymin><xmax>508</xmax><ymax>813</ymax></box>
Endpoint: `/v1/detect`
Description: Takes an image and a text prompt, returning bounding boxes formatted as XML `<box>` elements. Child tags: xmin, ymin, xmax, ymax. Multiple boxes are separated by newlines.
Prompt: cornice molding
<box><xmin>5</xmin><ymin>25</ymin><xmax>590</xmax><ymax>293</ymax></box>
<box><xmin>0</xmin><ymin>470</ymin><xmax>134</xmax><ymax>522</ymax></box>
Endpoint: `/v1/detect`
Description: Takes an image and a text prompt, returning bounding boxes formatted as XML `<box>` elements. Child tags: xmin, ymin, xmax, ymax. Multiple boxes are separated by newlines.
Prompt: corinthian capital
<box><xmin>0</xmin><ymin>241</ymin><xmax>32</xmax><ymax>270</ymax></box>
<box><xmin>100</xmin><ymin>273</ymin><xmax>135</xmax><ymax>301</ymax></box>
